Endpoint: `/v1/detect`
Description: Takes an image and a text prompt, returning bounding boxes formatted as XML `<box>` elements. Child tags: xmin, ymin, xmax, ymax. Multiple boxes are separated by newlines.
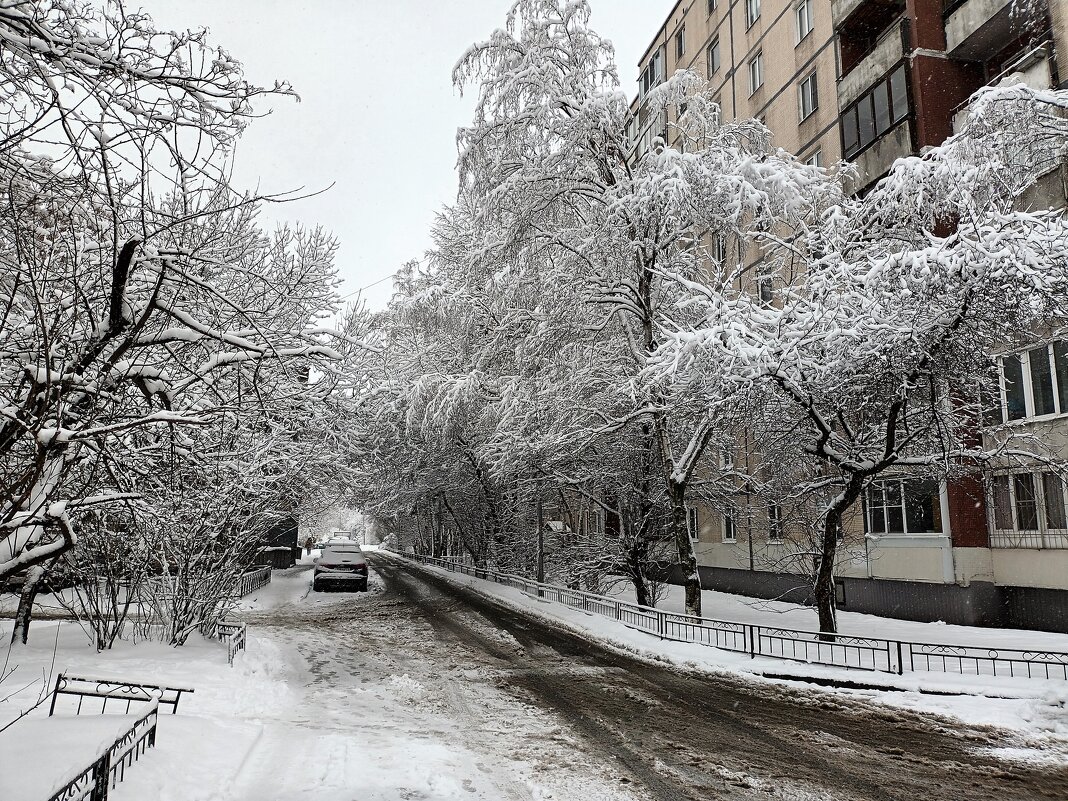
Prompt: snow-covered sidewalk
<box><xmin>384</xmin><ymin>553</ymin><xmax>1068</xmax><ymax>745</ymax></box>
<box><xmin>0</xmin><ymin>561</ymin><xmax>646</xmax><ymax>801</ymax></box>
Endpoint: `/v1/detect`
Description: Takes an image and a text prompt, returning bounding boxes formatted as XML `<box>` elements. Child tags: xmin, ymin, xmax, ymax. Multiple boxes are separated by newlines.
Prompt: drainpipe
<box><xmin>939</xmin><ymin>479</ymin><xmax>956</xmax><ymax>584</ymax></box>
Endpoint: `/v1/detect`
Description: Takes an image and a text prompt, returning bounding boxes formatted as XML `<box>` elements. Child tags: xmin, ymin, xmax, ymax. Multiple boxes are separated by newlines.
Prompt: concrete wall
<box><xmin>659</xmin><ymin>563</ymin><xmax>1067</xmax><ymax>631</ymax></box>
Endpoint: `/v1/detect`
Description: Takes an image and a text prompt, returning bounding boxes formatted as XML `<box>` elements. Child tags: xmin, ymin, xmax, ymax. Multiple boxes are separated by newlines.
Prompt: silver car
<box><xmin>313</xmin><ymin>543</ymin><xmax>369</xmax><ymax>592</ymax></box>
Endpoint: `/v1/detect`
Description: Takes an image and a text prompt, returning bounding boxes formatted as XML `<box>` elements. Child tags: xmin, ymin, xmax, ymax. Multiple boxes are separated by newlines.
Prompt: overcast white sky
<box><xmin>144</xmin><ymin>0</ymin><xmax>674</xmax><ymax>311</ymax></box>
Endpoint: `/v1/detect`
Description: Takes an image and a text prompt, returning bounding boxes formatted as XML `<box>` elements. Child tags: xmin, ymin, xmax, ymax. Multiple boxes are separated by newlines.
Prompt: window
<box><xmin>675</xmin><ymin>26</ymin><xmax>686</xmax><ymax>61</ymax></box>
<box><xmin>995</xmin><ymin>341</ymin><xmax>1068</xmax><ymax>423</ymax></box>
<box><xmin>805</xmin><ymin>149</ymin><xmax>823</xmax><ymax>168</ymax></box>
<box><xmin>712</xmin><ymin>234</ymin><xmax>726</xmax><ymax>263</ymax></box>
<box><xmin>640</xmin><ymin>46</ymin><xmax>665</xmax><ymax>99</ymax></box>
<box><xmin>796</xmin><ymin>0</ymin><xmax>814</xmax><ymax>42</ymax></box>
<box><xmin>865</xmin><ymin>478</ymin><xmax>942</xmax><ymax>535</ymax></box>
<box><xmin>840</xmin><ymin>64</ymin><xmax>909</xmax><ymax>158</ymax></box>
<box><xmin>707</xmin><ymin>37</ymin><xmax>720</xmax><ymax>76</ymax></box>
<box><xmin>798</xmin><ymin>72</ymin><xmax>818</xmax><ymax>120</ymax></box>
<box><xmin>768</xmin><ymin>505</ymin><xmax>784</xmax><ymax>541</ymax></box>
<box><xmin>749</xmin><ymin>52</ymin><xmax>763</xmax><ymax>94</ymax></box>
<box><xmin>723</xmin><ymin>513</ymin><xmax>736</xmax><ymax>542</ymax></box>
<box><xmin>990</xmin><ymin>471</ymin><xmax>1068</xmax><ymax>548</ymax></box>
<box><xmin>758</xmin><ymin>275</ymin><xmax>774</xmax><ymax>305</ymax></box>
<box><xmin>588</xmin><ymin>507</ymin><xmax>605</xmax><ymax>534</ymax></box>
<box><xmin>687</xmin><ymin>507</ymin><xmax>699</xmax><ymax>540</ymax></box>
<box><xmin>745</xmin><ymin>0</ymin><xmax>761</xmax><ymax>28</ymax></box>
<box><xmin>708</xmin><ymin>0</ymin><xmax>717</xmax><ymax>12</ymax></box>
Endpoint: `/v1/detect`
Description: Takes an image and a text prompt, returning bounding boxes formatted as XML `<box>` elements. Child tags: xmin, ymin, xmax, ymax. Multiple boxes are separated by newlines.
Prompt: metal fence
<box><xmin>403</xmin><ymin>553</ymin><xmax>1068</xmax><ymax>681</ymax></box>
<box><xmin>235</xmin><ymin>565</ymin><xmax>272</xmax><ymax>598</ymax></box>
<box><xmin>49</xmin><ymin>674</ymin><xmax>193</xmax><ymax>716</ymax></box>
<box><xmin>214</xmin><ymin>620</ymin><xmax>247</xmax><ymax>665</ymax></box>
<box><xmin>46</xmin><ymin>700</ymin><xmax>158</xmax><ymax>801</ymax></box>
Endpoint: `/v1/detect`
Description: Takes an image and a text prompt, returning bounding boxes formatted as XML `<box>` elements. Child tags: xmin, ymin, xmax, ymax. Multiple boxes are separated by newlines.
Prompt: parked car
<box><xmin>312</xmin><ymin>543</ymin><xmax>368</xmax><ymax>592</ymax></box>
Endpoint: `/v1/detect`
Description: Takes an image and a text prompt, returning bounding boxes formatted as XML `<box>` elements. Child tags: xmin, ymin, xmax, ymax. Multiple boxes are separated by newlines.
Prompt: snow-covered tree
<box><xmin>650</xmin><ymin>83</ymin><xmax>1068</xmax><ymax>634</ymax></box>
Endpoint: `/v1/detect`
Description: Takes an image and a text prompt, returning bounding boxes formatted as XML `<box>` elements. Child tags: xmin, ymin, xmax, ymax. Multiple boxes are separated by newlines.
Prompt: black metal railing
<box><xmin>214</xmin><ymin>620</ymin><xmax>247</xmax><ymax>665</ymax></box>
<box><xmin>49</xmin><ymin>674</ymin><xmax>193</xmax><ymax>716</ymax></box>
<box><xmin>46</xmin><ymin>700</ymin><xmax>158</xmax><ymax>801</ymax></box>
<box><xmin>399</xmin><ymin>553</ymin><xmax>1068</xmax><ymax>681</ymax></box>
<box><xmin>235</xmin><ymin>565</ymin><xmax>272</xmax><ymax>598</ymax></box>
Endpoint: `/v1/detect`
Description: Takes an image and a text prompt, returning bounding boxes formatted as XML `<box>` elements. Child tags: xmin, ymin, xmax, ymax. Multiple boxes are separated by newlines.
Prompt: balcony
<box><xmin>847</xmin><ymin>118</ymin><xmax>914</xmax><ymax>194</ymax></box>
<box><xmin>832</xmin><ymin>0</ymin><xmax>903</xmax><ymax>29</ymax></box>
<box><xmin>945</xmin><ymin>0</ymin><xmax>1014</xmax><ymax>60</ymax></box>
<box><xmin>838</xmin><ymin>18</ymin><xmax>909</xmax><ymax>109</ymax></box>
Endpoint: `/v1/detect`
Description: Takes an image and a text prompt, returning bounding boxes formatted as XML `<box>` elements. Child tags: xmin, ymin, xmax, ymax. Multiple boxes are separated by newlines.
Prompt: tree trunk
<box><xmin>814</xmin><ymin>476</ymin><xmax>865</xmax><ymax>639</ymax></box>
<box><xmin>10</xmin><ymin>564</ymin><xmax>47</xmax><ymax>644</ymax></box>
<box><xmin>667</xmin><ymin>479</ymin><xmax>702</xmax><ymax>617</ymax></box>
<box><xmin>625</xmin><ymin>531</ymin><xmax>651</xmax><ymax>607</ymax></box>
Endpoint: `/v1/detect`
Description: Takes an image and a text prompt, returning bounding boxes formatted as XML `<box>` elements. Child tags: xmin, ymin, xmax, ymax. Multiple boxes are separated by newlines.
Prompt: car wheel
<box><xmin>312</xmin><ymin>580</ymin><xmax>321</xmax><ymax>592</ymax></box>
<box><xmin>358</xmin><ymin>581</ymin><xmax>368</xmax><ymax>592</ymax></box>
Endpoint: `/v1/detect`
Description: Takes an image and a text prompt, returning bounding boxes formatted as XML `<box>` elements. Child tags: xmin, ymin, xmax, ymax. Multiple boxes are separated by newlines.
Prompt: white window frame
<box><xmin>997</xmin><ymin>341</ymin><xmax>1068</xmax><ymax>424</ymax></box>
<box><xmin>749</xmin><ymin>52</ymin><xmax>763</xmax><ymax>95</ymax></box>
<box><xmin>722</xmin><ymin>513</ymin><xmax>737</xmax><ymax>542</ymax></box>
<box><xmin>675</xmin><ymin>25</ymin><xmax>686</xmax><ymax>61</ymax></box>
<box><xmin>768</xmin><ymin>504</ymin><xmax>784</xmax><ymax>542</ymax></box>
<box><xmin>798</xmin><ymin>71</ymin><xmax>818</xmax><ymax>120</ymax></box>
<box><xmin>745</xmin><ymin>0</ymin><xmax>761</xmax><ymax>29</ymax></box>
<box><xmin>805</xmin><ymin>148</ymin><xmax>823</xmax><ymax>168</ymax></box>
<box><xmin>687</xmin><ymin>507</ymin><xmax>700</xmax><ymax>540</ymax></box>
<box><xmin>796</xmin><ymin>0</ymin><xmax>814</xmax><ymax>43</ymax></box>
<box><xmin>865</xmin><ymin>478</ymin><xmax>944</xmax><ymax>536</ymax></box>
<box><xmin>707</xmin><ymin>37</ymin><xmax>720</xmax><ymax>76</ymax></box>
<box><xmin>989</xmin><ymin>470</ymin><xmax>1068</xmax><ymax>549</ymax></box>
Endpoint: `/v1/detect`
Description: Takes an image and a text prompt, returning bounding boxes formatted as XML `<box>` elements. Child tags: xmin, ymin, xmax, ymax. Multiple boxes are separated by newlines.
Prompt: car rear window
<box><xmin>325</xmin><ymin>547</ymin><xmax>363</xmax><ymax>555</ymax></box>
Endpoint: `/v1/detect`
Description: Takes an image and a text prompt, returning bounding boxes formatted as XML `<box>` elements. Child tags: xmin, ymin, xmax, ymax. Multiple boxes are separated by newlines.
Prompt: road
<box><xmin>234</xmin><ymin>553</ymin><xmax>1068</xmax><ymax>801</ymax></box>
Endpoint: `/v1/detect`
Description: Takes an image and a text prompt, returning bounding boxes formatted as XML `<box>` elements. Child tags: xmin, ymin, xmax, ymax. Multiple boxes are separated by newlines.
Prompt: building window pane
<box><xmin>885</xmin><ymin>481</ymin><xmax>904</xmax><ymax>532</ymax></box>
<box><xmin>1030</xmin><ymin>346</ymin><xmax>1056</xmax><ymax>416</ymax></box>
<box><xmin>708</xmin><ymin>38</ymin><xmax>720</xmax><ymax>75</ymax></box>
<box><xmin>1014</xmin><ymin>474</ymin><xmax>1039</xmax><ymax>530</ymax></box>
<box><xmin>723</xmin><ymin>514</ymin><xmax>736</xmax><ymax>541</ymax></box>
<box><xmin>749</xmin><ymin>52</ymin><xmax>763</xmax><ymax>93</ymax></box>
<box><xmin>675</xmin><ymin>26</ymin><xmax>685</xmax><ymax>60</ymax></box>
<box><xmin>857</xmin><ymin>95</ymin><xmax>875</xmax><ymax>148</ymax></box>
<box><xmin>796</xmin><ymin>0</ymin><xmax>814</xmax><ymax>41</ymax></box>
<box><xmin>843</xmin><ymin>108</ymin><xmax>859</xmax><ymax>156</ymax></box>
<box><xmin>746</xmin><ymin>0</ymin><xmax>761</xmax><ymax>28</ymax></box>
<box><xmin>1055</xmin><ymin>342</ymin><xmax>1068</xmax><ymax>413</ymax></box>
<box><xmin>1044</xmin><ymin>473</ymin><xmax>1066</xmax><ymax>529</ymax></box>
<box><xmin>799</xmin><ymin>73</ymin><xmax>818</xmax><ymax>120</ymax></box>
<box><xmin>1003</xmin><ymin>354</ymin><xmax>1026</xmax><ymax>420</ymax></box>
<box><xmin>709</xmin><ymin>0</ymin><xmax>717</xmax><ymax>14</ymax></box>
<box><xmin>873</xmin><ymin>80</ymin><xmax>891</xmax><ymax>134</ymax></box>
<box><xmin>868</xmin><ymin>484</ymin><xmax>887</xmax><ymax>533</ymax></box>
<box><xmin>687</xmin><ymin>507</ymin><xmax>699</xmax><ymax>539</ymax></box>
<box><xmin>890</xmin><ymin>65</ymin><xmax>909</xmax><ymax>122</ymax></box>
<box><xmin>769</xmin><ymin>505</ymin><xmax>784</xmax><ymax>540</ymax></box>
<box><xmin>992</xmin><ymin>476</ymin><xmax>1013</xmax><ymax>529</ymax></box>
<box><xmin>904</xmin><ymin>479</ymin><xmax>941</xmax><ymax>534</ymax></box>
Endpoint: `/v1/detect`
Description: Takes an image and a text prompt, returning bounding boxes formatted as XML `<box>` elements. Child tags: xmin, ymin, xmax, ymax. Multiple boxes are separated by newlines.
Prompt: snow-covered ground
<box><xmin>599</xmin><ymin>579</ymin><xmax>1068</xmax><ymax>652</ymax></box>
<box><xmin>392</xmin><ymin>555</ymin><xmax>1068</xmax><ymax>749</ymax></box>
<box><xmin>0</xmin><ymin>555</ymin><xmax>645</xmax><ymax>801</ymax></box>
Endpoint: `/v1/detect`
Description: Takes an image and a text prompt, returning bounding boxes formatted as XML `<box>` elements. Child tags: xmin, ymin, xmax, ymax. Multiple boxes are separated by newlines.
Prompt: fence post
<box><xmin>657</xmin><ymin>610</ymin><xmax>666</xmax><ymax>640</ymax></box>
<box><xmin>48</xmin><ymin>673</ymin><xmax>63</xmax><ymax>716</ymax></box>
<box><xmin>90</xmin><ymin>752</ymin><xmax>111</xmax><ymax>801</ymax></box>
<box><xmin>615</xmin><ymin>601</ymin><xmax>621</xmax><ymax>621</ymax></box>
<box><xmin>896</xmin><ymin>641</ymin><xmax>905</xmax><ymax>675</ymax></box>
<box><xmin>748</xmin><ymin>625</ymin><xmax>756</xmax><ymax>659</ymax></box>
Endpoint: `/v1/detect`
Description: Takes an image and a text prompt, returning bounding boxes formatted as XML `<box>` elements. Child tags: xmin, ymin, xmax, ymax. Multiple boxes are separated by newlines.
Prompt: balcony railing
<box><xmin>945</xmin><ymin>0</ymin><xmax>1014</xmax><ymax>59</ymax></box>
<box><xmin>838</xmin><ymin>17</ymin><xmax>910</xmax><ymax>108</ymax></box>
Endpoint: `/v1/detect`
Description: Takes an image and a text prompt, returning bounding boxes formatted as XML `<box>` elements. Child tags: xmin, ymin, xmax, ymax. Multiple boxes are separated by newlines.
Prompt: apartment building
<box><xmin>631</xmin><ymin>0</ymin><xmax>1068</xmax><ymax>631</ymax></box>
<box><xmin>629</xmin><ymin>0</ymin><xmax>839</xmax><ymax>165</ymax></box>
